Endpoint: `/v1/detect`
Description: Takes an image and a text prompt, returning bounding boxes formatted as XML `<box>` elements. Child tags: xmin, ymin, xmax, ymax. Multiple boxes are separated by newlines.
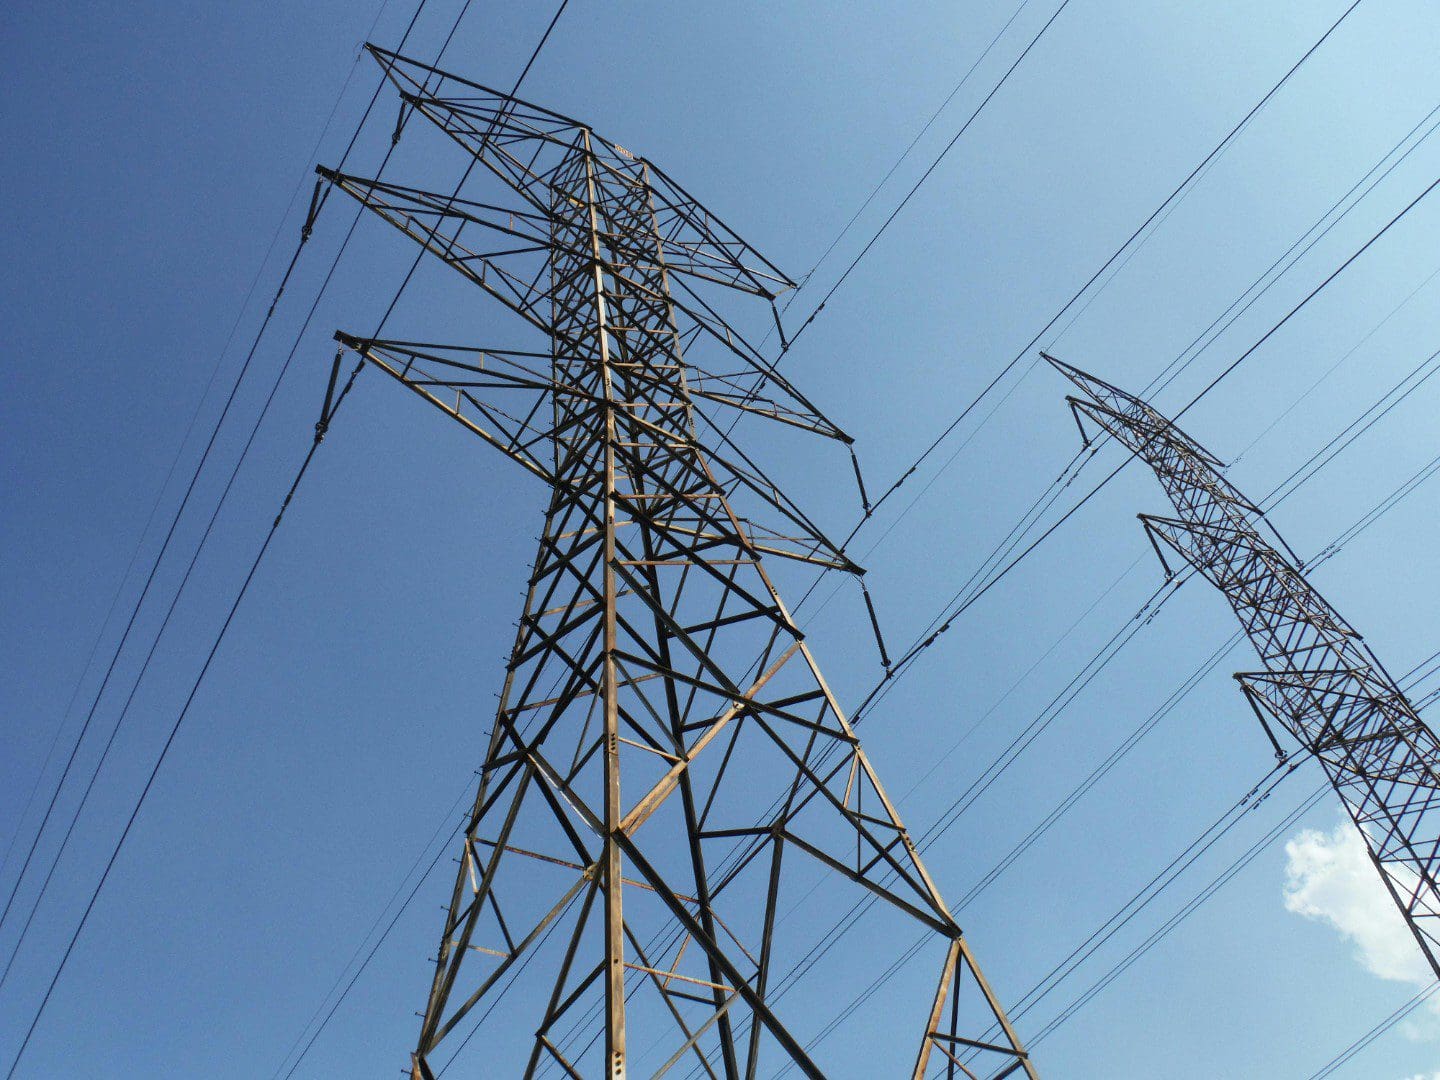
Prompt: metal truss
<box><xmin>1047</xmin><ymin>352</ymin><xmax>1440</xmax><ymax>982</ymax></box>
<box><xmin>323</xmin><ymin>46</ymin><xmax>1035</xmax><ymax>1079</ymax></box>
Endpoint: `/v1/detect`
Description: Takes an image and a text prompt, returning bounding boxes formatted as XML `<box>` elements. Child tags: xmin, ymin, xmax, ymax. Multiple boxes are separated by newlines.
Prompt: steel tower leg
<box><xmin>324</xmin><ymin>45</ymin><xmax>1036</xmax><ymax>1077</ymax></box>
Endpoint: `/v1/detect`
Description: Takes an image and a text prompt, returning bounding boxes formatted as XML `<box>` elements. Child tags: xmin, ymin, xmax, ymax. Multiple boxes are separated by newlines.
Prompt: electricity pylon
<box><xmin>322</xmin><ymin>46</ymin><xmax>1036</xmax><ymax>1079</ymax></box>
<box><xmin>1047</xmin><ymin>353</ymin><xmax>1440</xmax><ymax>982</ymax></box>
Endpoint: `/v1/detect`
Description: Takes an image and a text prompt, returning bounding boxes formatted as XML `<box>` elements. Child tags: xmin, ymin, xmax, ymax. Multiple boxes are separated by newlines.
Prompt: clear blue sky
<box><xmin>2</xmin><ymin>1</ymin><xmax>1439</xmax><ymax>1076</ymax></box>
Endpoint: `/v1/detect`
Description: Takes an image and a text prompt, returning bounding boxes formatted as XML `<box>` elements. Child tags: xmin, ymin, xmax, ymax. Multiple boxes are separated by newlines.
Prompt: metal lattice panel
<box><xmin>325</xmin><ymin>47</ymin><xmax>1035</xmax><ymax>1080</ymax></box>
<box><xmin>1048</xmin><ymin>352</ymin><xmax>1440</xmax><ymax>983</ymax></box>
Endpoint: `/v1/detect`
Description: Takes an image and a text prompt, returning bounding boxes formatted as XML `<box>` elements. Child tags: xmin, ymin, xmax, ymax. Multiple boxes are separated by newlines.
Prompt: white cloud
<box><xmin>1283</xmin><ymin>815</ymin><xmax>1431</xmax><ymax>987</ymax></box>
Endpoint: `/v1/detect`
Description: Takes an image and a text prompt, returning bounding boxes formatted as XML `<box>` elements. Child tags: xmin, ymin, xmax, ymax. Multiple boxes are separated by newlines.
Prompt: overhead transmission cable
<box><xmin>0</xmin><ymin>0</ymin><xmax>465</xmax><ymax>997</ymax></box>
<box><xmin>1303</xmin><ymin>980</ymin><xmax>1440</xmax><ymax>1080</ymax></box>
<box><xmin>879</xmin><ymin>338</ymin><xmax>1440</xmax><ymax>904</ymax></box>
<box><xmin>0</xmin><ymin>0</ymin><xmax>438</xmax><ymax>965</ymax></box>
<box><xmin>772</xmin><ymin>0</ymin><xmax>1075</xmax><ymax>365</ymax></box>
<box><xmin>788</xmin><ymin>90</ymin><xmax>1440</xmax><ymax>664</ymax></box>
<box><xmin>759</xmin><ymin>436</ymin><xmax>1440</xmax><ymax>1076</ymax></box>
<box><xmin>896</xmin><ymin>87</ymin><xmax>1440</xmax><ymax>576</ymax></box>
<box><xmin>0</xmin><ymin>0</ymin><xmax>510</xmax><ymax>1065</ymax></box>
<box><xmin>851</xmin><ymin>165</ymin><xmax>1440</xmax><ymax>725</ymax></box>
<box><xmin>2</xmin><ymin>360</ymin><xmax>365</xmax><ymax>1080</ymax></box>
<box><xmin>231</xmin><ymin>7</ymin><xmax>577</xmax><ymax>1074</ymax></box>
<box><xmin>828</xmin><ymin>0</ymin><xmax>1366</xmax><ymax>540</ymax></box>
<box><xmin>789</xmin><ymin>635</ymin><xmax>1440</xmax><ymax>1075</ymax></box>
<box><xmin>0</xmin><ymin>3</ymin><xmax>406</xmax><ymax>903</ymax></box>
<box><xmin>789</xmin><ymin>0</ymin><xmax>1034</xmax><ymax>303</ymax></box>
<box><xmin>0</xmin><ymin>0</ymin><xmax>511</xmax><ymax>1029</ymax></box>
<box><xmin>803</xmin><ymin>656</ymin><xmax>1440</xmax><ymax>1071</ymax></box>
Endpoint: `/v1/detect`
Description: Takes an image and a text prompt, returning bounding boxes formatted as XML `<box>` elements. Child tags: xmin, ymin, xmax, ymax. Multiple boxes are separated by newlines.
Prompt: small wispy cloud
<box><xmin>1283</xmin><ymin>814</ymin><xmax>1431</xmax><ymax>987</ymax></box>
<box><xmin>1284</xmin><ymin>814</ymin><xmax>1440</xmax><ymax>1044</ymax></box>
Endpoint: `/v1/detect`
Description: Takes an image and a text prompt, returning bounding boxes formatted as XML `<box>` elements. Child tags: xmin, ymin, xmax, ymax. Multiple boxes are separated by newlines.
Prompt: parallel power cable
<box><xmin>1</xmin><ymin>0</ymin><xmax>499</xmax><ymax>1056</ymax></box>
<box><xmin>1032</xmin><ymin>742</ymin><xmax>1440</xmax><ymax>1055</ymax></box>
<box><xmin>802</xmin><ymin>650</ymin><xmax>1440</xmax><ymax>1072</ymax></box>
<box><xmin>2</xmin><ymin>361</ymin><xmax>365</xmax><ymax>1080</ymax></box>
<box><xmin>1304</xmin><ymin>980</ymin><xmax>1440</xmax><ymax>1080</ymax></box>
<box><xmin>0</xmin><ymin>0</ymin><xmax>428</xmax><ymax>929</ymax></box>
<box><xmin>273</xmin><ymin>786</ymin><xmax>469</xmax><ymax>1080</ymax></box>
<box><xmin>1000</xmin><ymin>631</ymin><xmax>1437</xmax><ymax>1058</ymax></box>
<box><xmin>835</xmin><ymin>0</ymin><xmax>1366</xmax><ymax>535</ymax></box>
<box><xmin>232</xmin><ymin>7</ymin><xmax>575</xmax><ymax>1074</ymax></box>
<box><xmin>875</xmin><ymin>332</ymin><xmax>1440</xmax><ymax>849</ymax></box>
<box><xmin>774</xmin><ymin>0</ymin><xmax>1075</xmax><ymax>363</ymax></box>
<box><xmin>772</xmin><ymin>767</ymin><xmax>1299</xmax><ymax>1078</ymax></box>
<box><xmin>794</xmin><ymin>627</ymin><xmax>1440</xmax><ymax>1072</ymax></box>
<box><xmin>715</xmin><ymin>0</ymin><xmax>1060</xmax><ymax>451</ymax></box>
<box><xmin>851</xmin><ymin>166</ymin><xmax>1440</xmax><ymax>723</ymax></box>
<box><xmin>1230</xmin><ymin>260</ymin><xmax>1440</xmax><ymax>469</ymax></box>
<box><xmin>1174</xmin><ymin>171</ymin><xmax>1440</xmax><ymax>421</ymax></box>
<box><xmin>764</xmin><ymin>444</ymin><xmax>1440</xmax><ymax>1074</ymax></box>
<box><xmin>787</xmin><ymin>0</ymin><xmax>1034</xmax><ymax>305</ymax></box>
<box><xmin>1143</xmin><ymin>100</ymin><xmax>1440</xmax><ymax>405</ymax></box>
<box><xmin>0</xmin><ymin>0</ymin><xmax>457</xmax><ymax>993</ymax></box>
<box><xmin>1018</xmin><ymin>778</ymin><xmax>1327</xmax><ymax>1046</ymax></box>
<box><xmin>266</xmin><ymin>777</ymin><xmax>469</xmax><ymax>1078</ymax></box>
<box><xmin>0</xmin><ymin>2</ymin><xmax>402</xmax><ymax>895</ymax></box>
<box><xmin>905</xmin><ymin>340</ymin><xmax>1440</xmax><ymax>897</ymax></box>
<box><xmin>792</xmin><ymin>93</ymin><xmax>1440</xmax><ymax>635</ymax></box>
<box><xmin>891</xmin><ymin>87</ymin><xmax>1440</xmax><ymax>569</ymax></box>
<box><xmin>714</xmin><ymin>3</ymin><xmax>1060</xmax><ymax>629</ymax></box>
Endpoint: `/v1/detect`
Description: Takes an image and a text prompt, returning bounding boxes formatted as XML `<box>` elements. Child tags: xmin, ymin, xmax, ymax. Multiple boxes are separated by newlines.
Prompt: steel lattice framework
<box><xmin>322</xmin><ymin>46</ymin><xmax>1036</xmax><ymax>1079</ymax></box>
<box><xmin>1047</xmin><ymin>353</ymin><xmax>1440</xmax><ymax>982</ymax></box>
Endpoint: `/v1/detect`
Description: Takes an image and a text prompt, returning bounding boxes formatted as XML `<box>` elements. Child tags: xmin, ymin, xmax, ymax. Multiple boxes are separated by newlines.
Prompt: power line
<box><xmin>275</xmin><ymin>795</ymin><xmax>465</xmax><ymax>1080</ymax></box>
<box><xmin>1304</xmin><ymin>980</ymin><xmax>1440</xmax><ymax>1080</ymax></box>
<box><xmin>854</xmin><ymin>162</ymin><xmax>1440</xmax><ymax>714</ymax></box>
<box><xmin>1175</xmin><ymin>171</ymin><xmax>1440</xmax><ymax>420</ymax></box>
<box><xmin>841</xmin><ymin>0</ymin><xmax>1366</xmax><ymax>531</ymax></box>
<box><xmin>0</xmin><ymin>2</ymin><xmax>407</xmax><ymax>896</ymax></box>
<box><xmin>777</xmin><ymin>0</ymin><xmax>1074</xmax><ymax>362</ymax></box>
<box><xmin>791</xmin><ymin>90</ymin><xmax>1440</xmax><ymax>651</ymax></box>
<box><xmin>792</xmin><ymin>619</ymin><xmax>1440</xmax><ymax>1071</ymax></box>
<box><xmin>1021</xmin><ymin>779</ymin><xmax>1328</xmax><ymax>1047</ymax></box>
<box><xmin>238</xmin><ymin>8</ymin><xmax>576</xmax><ymax>1073</ymax></box>
<box><xmin>2</xmin><ymin>362</ymin><xmax>363</xmax><ymax>1080</ymax></box>
<box><xmin>718</xmin><ymin>0</ymin><xmax>1064</xmax><ymax>452</ymax></box>
<box><xmin>901</xmin><ymin>330</ymin><xmax>1440</xmax><ymax>894</ymax></box>
<box><xmin>0</xmin><ymin>0</ymin><xmax>453</xmax><ymax>993</ymax></box>
<box><xmin>0</xmin><ymin>0</ymin><xmax>434</xmax><ymax>957</ymax></box>
<box><xmin>793</xmin><ymin>0</ymin><xmax>1034</xmax><ymax>296</ymax></box>
<box><xmin>761</xmin><ymin>432</ymin><xmax>1440</xmax><ymax>1074</ymax></box>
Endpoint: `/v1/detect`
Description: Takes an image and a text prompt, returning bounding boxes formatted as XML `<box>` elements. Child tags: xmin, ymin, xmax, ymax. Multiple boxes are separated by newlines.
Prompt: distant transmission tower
<box><xmin>1047</xmin><ymin>353</ymin><xmax>1440</xmax><ymax>982</ymax></box>
<box><xmin>322</xmin><ymin>46</ymin><xmax>1035</xmax><ymax>1079</ymax></box>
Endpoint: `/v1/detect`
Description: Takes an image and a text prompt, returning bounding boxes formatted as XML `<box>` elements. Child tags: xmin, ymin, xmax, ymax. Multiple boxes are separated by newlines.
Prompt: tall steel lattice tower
<box><xmin>1047</xmin><ymin>353</ymin><xmax>1440</xmax><ymax>982</ymax></box>
<box><xmin>322</xmin><ymin>47</ymin><xmax>1036</xmax><ymax>1079</ymax></box>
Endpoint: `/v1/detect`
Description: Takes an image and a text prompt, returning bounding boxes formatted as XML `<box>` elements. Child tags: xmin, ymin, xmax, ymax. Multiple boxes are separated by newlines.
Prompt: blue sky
<box><xmin>2</xmin><ymin>1</ymin><xmax>1440</xmax><ymax>1076</ymax></box>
